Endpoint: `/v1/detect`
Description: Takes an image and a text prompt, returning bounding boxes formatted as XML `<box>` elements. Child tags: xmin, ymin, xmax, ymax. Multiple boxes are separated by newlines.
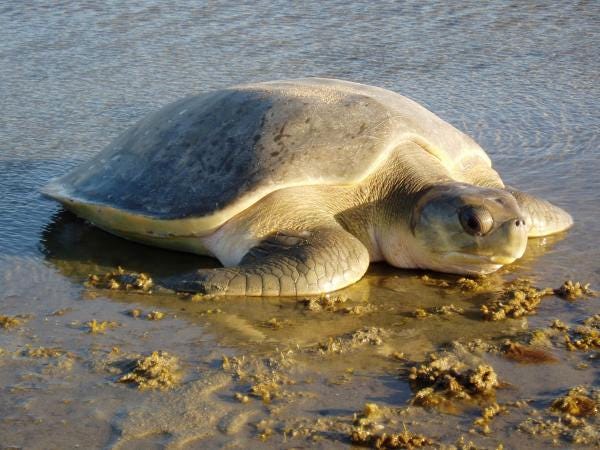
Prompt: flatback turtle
<box><xmin>43</xmin><ymin>78</ymin><xmax>573</xmax><ymax>296</ymax></box>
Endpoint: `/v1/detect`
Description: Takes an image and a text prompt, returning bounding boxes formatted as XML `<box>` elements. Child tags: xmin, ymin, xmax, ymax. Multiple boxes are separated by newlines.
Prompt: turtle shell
<box><xmin>44</xmin><ymin>78</ymin><xmax>492</xmax><ymax>235</ymax></box>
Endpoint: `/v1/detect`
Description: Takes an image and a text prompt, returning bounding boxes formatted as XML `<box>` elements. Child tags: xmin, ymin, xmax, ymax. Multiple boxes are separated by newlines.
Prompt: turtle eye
<box><xmin>459</xmin><ymin>206</ymin><xmax>494</xmax><ymax>236</ymax></box>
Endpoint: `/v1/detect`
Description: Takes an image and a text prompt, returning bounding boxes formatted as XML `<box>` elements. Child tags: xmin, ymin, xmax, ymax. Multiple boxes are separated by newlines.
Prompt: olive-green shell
<box><xmin>43</xmin><ymin>78</ymin><xmax>493</xmax><ymax>233</ymax></box>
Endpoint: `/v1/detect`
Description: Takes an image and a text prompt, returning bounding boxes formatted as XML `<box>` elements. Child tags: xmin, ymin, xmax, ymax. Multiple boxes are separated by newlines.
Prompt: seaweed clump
<box><xmin>318</xmin><ymin>327</ymin><xmax>387</xmax><ymax>354</ymax></box>
<box><xmin>551</xmin><ymin>316</ymin><xmax>599</xmax><ymax>352</ymax></box>
<box><xmin>502</xmin><ymin>341</ymin><xmax>558</xmax><ymax>364</ymax></box>
<box><xmin>146</xmin><ymin>310</ymin><xmax>165</xmax><ymax>321</ymax></box>
<box><xmin>473</xmin><ymin>402</ymin><xmax>506</xmax><ymax>434</ymax></box>
<box><xmin>127</xmin><ymin>309</ymin><xmax>142</xmax><ymax>318</ymax></box>
<box><xmin>301</xmin><ymin>294</ymin><xmax>349</xmax><ymax>312</ymax></box>
<box><xmin>350</xmin><ymin>403</ymin><xmax>434</xmax><ymax>449</ymax></box>
<box><xmin>0</xmin><ymin>314</ymin><xmax>23</xmax><ymax>329</ymax></box>
<box><xmin>221</xmin><ymin>351</ymin><xmax>297</xmax><ymax>404</ymax></box>
<box><xmin>248</xmin><ymin>374</ymin><xmax>295</xmax><ymax>403</ymax></box>
<box><xmin>300</xmin><ymin>295</ymin><xmax>377</xmax><ymax>315</ymax></box>
<box><xmin>419</xmin><ymin>274</ymin><xmax>450</xmax><ymax>288</ymax></box>
<box><xmin>85</xmin><ymin>319</ymin><xmax>118</xmax><ymax>334</ymax></box>
<box><xmin>554</xmin><ymin>281</ymin><xmax>596</xmax><ymax>300</ymax></box>
<box><xmin>564</xmin><ymin>323</ymin><xmax>600</xmax><ymax>352</ymax></box>
<box><xmin>412</xmin><ymin>304</ymin><xmax>464</xmax><ymax>319</ymax></box>
<box><xmin>520</xmin><ymin>387</ymin><xmax>599</xmax><ymax>445</ymax></box>
<box><xmin>119</xmin><ymin>351</ymin><xmax>181</xmax><ymax>390</ymax></box>
<box><xmin>480</xmin><ymin>279</ymin><xmax>553</xmax><ymax>321</ymax></box>
<box><xmin>551</xmin><ymin>387</ymin><xmax>598</xmax><ymax>418</ymax></box>
<box><xmin>23</xmin><ymin>347</ymin><xmax>66</xmax><ymax>358</ymax></box>
<box><xmin>85</xmin><ymin>267</ymin><xmax>154</xmax><ymax>292</ymax></box>
<box><xmin>260</xmin><ymin>317</ymin><xmax>292</xmax><ymax>330</ymax></box>
<box><xmin>407</xmin><ymin>353</ymin><xmax>499</xmax><ymax>409</ymax></box>
<box><xmin>456</xmin><ymin>277</ymin><xmax>493</xmax><ymax>292</ymax></box>
<box><xmin>528</xmin><ymin>316</ymin><xmax>600</xmax><ymax>352</ymax></box>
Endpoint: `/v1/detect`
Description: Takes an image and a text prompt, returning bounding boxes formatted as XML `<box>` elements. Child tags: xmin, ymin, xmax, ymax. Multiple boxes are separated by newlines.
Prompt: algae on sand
<box><xmin>551</xmin><ymin>386</ymin><xmax>598</xmax><ymax>417</ymax></box>
<box><xmin>317</xmin><ymin>327</ymin><xmax>388</xmax><ymax>354</ymax></box>
<box><xmin>0</xmin><ymin>314</ymin><xmax>23</xmax><ymax>329</ymax></box>
<box><xmin>119</xmin><ymin>351</ymin><xmax>181</xmax><ymax>390</ymax></box>
<box><xmin>350</xmin><ymin>403</ymin><xmax>435</xmax><ymax>449</ymax></box>
<box><xmin>520</xmin><ymin>387</ymin><xmax>599</xmax><ymax>446</ymax></box>
<box><xmin>407</xmin><ymin>351</ymin><xmax>499</xmax><ymax>410</ymax></box>
<box><xmin>85</xmin><ymin>267</ymin><xmax>154</xmax><ymax>292</ymax></box>
<box><xmin>531</xmin><ymin>314</ymin><xmax>600</xmax><ymax>351</ymax></box>
<box><xmin>85</xmin><ymin>319</ymin><xmax>118</xmax><ymax>334</ymax></box>
<box><xmin>554</xmin><ymin>280</ymin><xmax>596</xmax><ymax>300</ymax></box>
<box><xmin>480</xmin><ymin>279</ymin><xmax>554</xmax><ymax>321</ymax></box>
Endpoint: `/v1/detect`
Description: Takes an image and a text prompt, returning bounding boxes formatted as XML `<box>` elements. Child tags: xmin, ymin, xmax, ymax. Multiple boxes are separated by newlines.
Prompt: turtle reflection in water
<box><xmin>43</xmin><ymin>78</ymin><xmax>573</xmax><ymax>296</ymax></box>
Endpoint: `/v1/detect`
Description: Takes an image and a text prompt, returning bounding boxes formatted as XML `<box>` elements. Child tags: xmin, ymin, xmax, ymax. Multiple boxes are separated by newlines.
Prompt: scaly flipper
<box><xmin>161</xmin><ymin>227</ymin><xmax>370</xmax><ymax>296</ymax></box>
<box><xmin>507</xmin><ymin>187</ymin><xmax>573</xmax><ymax>237</ymax></box>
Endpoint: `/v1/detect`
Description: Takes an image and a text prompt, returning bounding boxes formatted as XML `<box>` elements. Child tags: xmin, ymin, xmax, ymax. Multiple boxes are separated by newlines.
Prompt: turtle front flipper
<box><xmin>507</xmin><ymin>187</ymin><xmax>573</xmax><ymax>237</ymax></box>
<box><xmin>160</xmin><ymin>227</ymin><xmax>370</xmax><ymax>296</ymax></box>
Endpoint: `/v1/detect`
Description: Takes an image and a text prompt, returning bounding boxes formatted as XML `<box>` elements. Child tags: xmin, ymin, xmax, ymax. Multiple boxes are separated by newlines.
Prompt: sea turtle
<box><xmin>43</xmin><ymin>78</ymin><xmax>573</xmax><ymax>296</ymax></box>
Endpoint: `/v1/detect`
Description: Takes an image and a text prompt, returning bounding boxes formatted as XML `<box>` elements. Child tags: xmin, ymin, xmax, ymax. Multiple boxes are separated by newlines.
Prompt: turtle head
<box><xmin>382</xmin><ymin>183</ymin><xmax>528</xmax><ymax>275</ymax></box>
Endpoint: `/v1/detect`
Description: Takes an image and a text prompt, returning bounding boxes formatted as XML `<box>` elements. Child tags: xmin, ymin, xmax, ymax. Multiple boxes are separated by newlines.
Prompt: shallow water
<box><xmin>1</xmin><ymin>2</ymin><xmax>599</xmax><ymax>448</ymax></box>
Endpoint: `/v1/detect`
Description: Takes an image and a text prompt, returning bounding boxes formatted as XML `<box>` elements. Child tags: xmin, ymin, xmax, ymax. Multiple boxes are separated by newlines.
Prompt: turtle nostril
<box><xmin>515</xmin><ymin>219</ymin><xmax>526</xmax><ymax>227</ymax></box>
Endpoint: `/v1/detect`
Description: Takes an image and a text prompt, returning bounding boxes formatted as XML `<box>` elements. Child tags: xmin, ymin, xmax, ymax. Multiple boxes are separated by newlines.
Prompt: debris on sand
<box><xmin>412</xmin><ymin>304</ymin><xmax>464</xmax><ymax>319</ymax></box>
<box><xmin>456</xmin><ymin>276</ymin><xmax>493</xmax><ymax>292</ymax></box>
<box><xmin>127</xmin><ymin>308</ymin><xmax>142</xmax><ymax>318</ymax></box>
<box><xmin>502</xmin><ymin>341</ymin><xmax>558</xmax><ymax>364</ymax></box>
<box><xmin>199</xmin><ymin>308</ymin><xmax>222</xmax><ymax>316</ymax></box>
<box><xmin>480</xmin><ymin>279</ymin><xmax>554</xmax><ymax>321</ymax></box>
<box><xmin>234</xmin><ymin>392</ymin><xmax>250</xmax><ymax>403</ymax></box>
<box><xmin>221</xmin><ymin>355</ymin><xmax>247</xmax><ymax>379</ymax></box>
<box><xmin>301</xmin><ymin>294</ymin><xmax>349</xmax><ymax>312</ymax></box>
<box><xmin>583</xmin><ymin>314</ymin><xmax>600</xmax><ymax>328</ymax></box>
<box><xmin>520</xmin><ymin>387</ymin><xmax>599</xmax><ymax>445</ymax></box>
<box><xmin>419</xmin><ymin>274</ymin><xmax>450</xmax><ymax>288</ymax></box>
<box><xmin>419</xmin><ymin>274</ymin><xmax>493</xmax><ymax>292</ymax></box>
<box><xmin>564</xmin><ymin>325</ymin><xmax>600</xmax><ymax>352</ymax></box>
<box><xmin>300</xmin><ymin>295</ymin><xmax>377</xmax><ymax>315</ymax></box>
<box><xmin>146</xmin><ymin>310</ymin><xmax>165</xmax><ymax>321</ymax></box>
<box><xmin>125</xmin><ymin>309</ymin><xmax>166</xmax><ymax>321</ymax></box>
<box><xmin>254</xmin><ymin>419</ymin><xmax>275</xmax><ymax>441</ymax></box>
<box><xmin>350</xmin><ymin>403</ymin><xmax>435</xmax><ymax>449</ymax></box>
<box><xmin>317</xmin><ymin>327</ymin><xmax>387</xmax><ymax>354</ymax></box>
<box><xmin>456</xmin><ymin>339</ymin><xmax>500</xmax><ymax>355</ymax></box>
<box><xmin>343</xmin><ymin>304</ymin><xmax>378</xmax><ymax>315</ymax></box>
<box><xmin>260</xmin><ymin>317</ymin><xmax>291</xmax><ymax>330</ymax></box>
<box><xmin>413</xmin><ymin>308</ymin><xmax>430</xmax><ymax>319</ymax></box>
<box><xmin>554</xmin><ymin>280</ymin><xmax>596</xmax><ymax>301</ymax></box>
<box><xmin>351</xmin><ymin>428</ymin><xmax>434</xmax><ymax>449</ymax></box>
<box><xmin>22</xmin><ymin>346</ymin><xmax>66</xmax><ymax>358</ymax></box>
<box><xmin>407</xmin><ymin>353</ymin><xmax>499</xmax><ymax>409</ymax></box>
<box><xmin>48</xmin><ymin>308</ymin><xmax>71</xmax><ymax>317</ymax></box>
<box><xmin>180</xmin><ymin>292</ymin><xmax>221</xmax><ymax>302</ymax></box>
<box><xmin>0</xmin><ymin>314</ymin><xmax>24</xmax><ymax>329</ymax></box>
<box><xmin>434</xmin><ymin>304</ymin><xmax>464</xmax><ymax>316</ymax></box>
<box><xmin>221</xmin><ymin>352</ymin><xmax>298</xmax><ymax>404</ymax></box>
<box><xmin>119</xmin><ymin>351</ymin><xmax>181</xmax><ymax>390</ymax></box>
<box><xmin>551</xmin><ymin>387</ymin><xmax>598</xmax><ymax>417</ymax></box>
<box><xmin>249</xmin><ymin>373</ymin><xmax>295</xmax><ymax>403</ymax></box>
<box><xmin>417</xmin><ymin>277</ymin><xmax>595</xmax><ymax>320</ymax></box>
<box><xmin>473</xmin><ymin>402</ymin><xmax>506</xmax><ymax>434</ymax></box>
<box><xmin>85</xmin><ymin>267</ymin><xmax>154</xmax><ymax>292</ymax></box>
<box><xmin>85</xmin><ymin>319</ymin><xmax>118</xmax><ymax>334</ymax></box>
<box><xmin>533</xmin><ymin>315</ymin><xmax>600</xmax><ymax>352</ymax></box>
<box><xmin>551</xmin><ymin>319</ymin><xmax>569</xmax><ymax>331</ymax></box>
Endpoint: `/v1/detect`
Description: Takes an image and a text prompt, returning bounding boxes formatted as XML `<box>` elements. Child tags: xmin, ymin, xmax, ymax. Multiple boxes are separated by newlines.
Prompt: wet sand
<box><xmin>1</xmin><ymin>218</ymin><xmax>598</xmax><ymax>448</ymax></box>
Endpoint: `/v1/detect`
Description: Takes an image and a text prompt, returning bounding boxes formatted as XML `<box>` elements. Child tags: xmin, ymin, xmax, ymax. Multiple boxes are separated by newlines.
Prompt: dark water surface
<box><xmin>1</xmin><ymin>2</ymin><xmax>598</xmax><ymax>448</ymax></box>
